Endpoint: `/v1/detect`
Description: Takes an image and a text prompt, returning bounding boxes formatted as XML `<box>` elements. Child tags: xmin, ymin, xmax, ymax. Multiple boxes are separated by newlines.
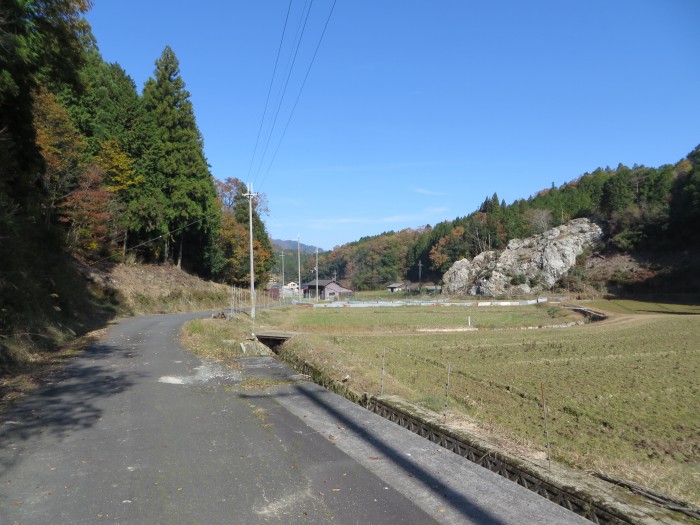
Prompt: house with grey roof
<box><xmin>302</xmin><ymin>279</ymin><xmax>353</xmax><ymax>300</ymax></box>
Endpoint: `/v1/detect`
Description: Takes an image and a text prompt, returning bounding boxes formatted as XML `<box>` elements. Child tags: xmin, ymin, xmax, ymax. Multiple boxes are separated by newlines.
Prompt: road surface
<box><xmin>0</xmin><ymin>312</ymin><xmax>589</xmax><ymax>524</ymax></box>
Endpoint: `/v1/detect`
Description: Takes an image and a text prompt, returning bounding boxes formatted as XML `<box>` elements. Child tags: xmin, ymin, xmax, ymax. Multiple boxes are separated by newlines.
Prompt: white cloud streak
<box><xmin>307</xmin><ymin>207</ymin><xmax>449</xmax><ymax>230</ymax></box>
<box><xmin>413</xmin><ymin>187</ymin><xmax>446</xmax><ymax>196</ymax></box>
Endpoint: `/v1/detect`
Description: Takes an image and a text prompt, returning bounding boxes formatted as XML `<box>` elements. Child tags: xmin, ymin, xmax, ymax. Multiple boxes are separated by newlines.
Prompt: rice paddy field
<box><xmin>254</xmin><ymin>300</ymin><xmax>700</xmax><ymax>505</ymax></box>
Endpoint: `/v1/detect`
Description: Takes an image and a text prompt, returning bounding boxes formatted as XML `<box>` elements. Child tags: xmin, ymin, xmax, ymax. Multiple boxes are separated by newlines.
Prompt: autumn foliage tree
<box><xmin>32</xmin><ymin>88</ymin><xmax>87</xmax><ymax>225</ymax></box>
<box><xmin>95</xmin><ymin>138</ymin><xmax>142</xmax><ymax>256</ymax></box>
<box><xmin>215</xmin><ymin>178</ymin><xmax>273</xmax><ymax>286</ymax></box>
<box><xmin>429</xmin><ymin>226</ymin><xmax>467</xmax><ymax>274</ymax></box>
<box><xmin>58</xmin><ymin>164</ymin><xmax>113</xmax><ymax>258</ymax></box>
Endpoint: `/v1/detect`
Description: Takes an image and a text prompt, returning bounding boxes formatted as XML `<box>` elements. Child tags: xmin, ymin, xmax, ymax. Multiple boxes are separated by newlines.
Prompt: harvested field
<box><xmin>257</xmin><ymin>301</ymin><xmax>700</xmax><ymax>505</ymax></box>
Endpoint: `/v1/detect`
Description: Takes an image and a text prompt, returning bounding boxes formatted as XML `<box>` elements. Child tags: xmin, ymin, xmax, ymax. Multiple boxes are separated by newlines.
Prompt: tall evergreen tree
<box><xmin>65</xmin><ymin>50</ymin><xmax>143</xmax><ymax>155</ymax></box>
<box><xmin>140</xmin><ymin>46</ymin><xmax>219</xmax><ymax>271</ymax></box>
<box><xmin>601</xmin><ymin>168</ymin><xmax>635</xmax><ymax>214</ymax></box>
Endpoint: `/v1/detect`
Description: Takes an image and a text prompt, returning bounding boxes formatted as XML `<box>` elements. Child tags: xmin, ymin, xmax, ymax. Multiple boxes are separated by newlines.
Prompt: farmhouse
<box><xmin>387</xmin><ymin>282</ymin><xmax>407</xmax><ymax>293</ymax></box>
<box><xmin>284</xmin><ymin>281</ymin><xmax>300</xmax><ymax>293</ymax></box>
<box><xmin>267</xmin><ymin>281</ymin><xmax>300</xmax><ymax>300</ymax></box>
<box><xmin>302</xmin><ymin>279</ymin><xmax>353</xmax><ymax>300</ymax></box>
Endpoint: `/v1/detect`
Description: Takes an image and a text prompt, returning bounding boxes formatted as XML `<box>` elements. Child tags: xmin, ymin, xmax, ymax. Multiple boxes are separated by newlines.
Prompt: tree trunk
<box><xmin>122</xmin><ymin>231</ymin><xmax>128</xmax><ymax>263</ymax></box>
<box><xmin>164</xmin><ymin>235</ymin><xmax>169</xmax><ymax>263</ymax></box>
<box><xmin>177</xmin><ymin>233</ymin><xmax>183</xmax><ymax>269</ymax></box>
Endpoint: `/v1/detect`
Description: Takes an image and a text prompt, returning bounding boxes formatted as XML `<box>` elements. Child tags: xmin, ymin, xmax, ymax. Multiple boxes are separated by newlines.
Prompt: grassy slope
<box><xmin>1</xmin><ymin>262</ymin><xmax>230</xmax><ymax>409</ymax></box>
<box><xmin>109</xmin><ymin>264</ymin><xmax>230</xmax><ymax>315</ymax></box>
<box><xmin>0</xmin><ymin>232</ymin><xmax>122</xmax><ymax>375</ymax></box>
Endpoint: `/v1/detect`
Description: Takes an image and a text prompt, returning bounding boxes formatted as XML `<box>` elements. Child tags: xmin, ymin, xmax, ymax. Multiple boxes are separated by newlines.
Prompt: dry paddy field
<box><xmin>254</xmin><ymin>300</ymin><xmax>700</xmax><ymax>505</ymax></box>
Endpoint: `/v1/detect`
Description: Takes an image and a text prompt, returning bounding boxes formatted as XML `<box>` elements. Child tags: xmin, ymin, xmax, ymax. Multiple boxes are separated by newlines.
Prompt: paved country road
<box><xmin>0</xmin><ymin>312</ymin><xmax>589</xmax><ymax>524</ymax></box>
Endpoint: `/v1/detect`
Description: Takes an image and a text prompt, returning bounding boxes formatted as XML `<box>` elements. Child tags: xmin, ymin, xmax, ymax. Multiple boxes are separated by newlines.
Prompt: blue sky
<box><xmin>87</xmin><ymin>1</ymin><xmax>700</xmax><ymax>250</ymax></box>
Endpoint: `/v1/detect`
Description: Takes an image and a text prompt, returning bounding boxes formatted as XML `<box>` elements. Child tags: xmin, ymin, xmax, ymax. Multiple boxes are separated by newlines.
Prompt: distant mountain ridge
<box><xmin>272</xmin><ymin>239</ymin><xmax>323</xmax><ymax>254</ymax></box>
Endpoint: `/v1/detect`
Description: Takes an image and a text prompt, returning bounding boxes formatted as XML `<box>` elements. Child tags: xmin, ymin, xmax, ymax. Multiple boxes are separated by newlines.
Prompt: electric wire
<box><xmin>88</xmin><ymin>210</ymin><xmax>221</xmax><ymax>267</ymax></box>
<box><xmin>244</xmin><ymin>0</ymin><xmax>294</xmax><ymax>183</ymax></box>
<box><xmin>253</xmin><ymin>0</ymin><xmax>311</xmax><ymax>188</ymax></box>
<box><xmin>258</xmin><ymin>0</ymin><xmax>337</xmax><ymax>190</ymax></box>
<box><xmin>252</xmin><ymin>0</ymin><xmax>315</xmax><ymax>188</ymax></box>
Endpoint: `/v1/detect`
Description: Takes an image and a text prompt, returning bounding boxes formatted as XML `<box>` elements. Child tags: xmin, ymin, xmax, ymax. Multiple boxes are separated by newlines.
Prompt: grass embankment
<box><xmin>246</xmin><ymin>300</ymin><xmax>700</xmax><ymax>506</ymax></box>
<box><xmin>0</xmin><ymin>233</ymin><xmax>123</xmax><ymax>377</ymax></box>
<box><xmin>1</xmin><ymin>263</ymin><xmax>230</xmax><ymax>410</ymax></box>
<box><xmin>109</xmin><ymin>264</ymin><xmax>230</xmax><ymax>315</ymax></box>
<box><xmin>0</xmin><ymin>237</ymin><xmax>121</xmax><ymax>409</ymax></box>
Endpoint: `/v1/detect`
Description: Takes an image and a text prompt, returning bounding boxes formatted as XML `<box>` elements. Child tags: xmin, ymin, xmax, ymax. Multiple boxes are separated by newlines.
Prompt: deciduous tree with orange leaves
<box><xmin>215</xmin><ymin>178</ymin><xmax>273</xmax><ymax>286</ymax></box>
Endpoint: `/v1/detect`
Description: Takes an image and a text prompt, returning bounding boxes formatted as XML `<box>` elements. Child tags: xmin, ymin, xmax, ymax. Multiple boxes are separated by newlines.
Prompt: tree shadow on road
<box><xmin>0</xmin><ymin>341</ymin><xmax>146</xmax><ymax>480</ymax></box>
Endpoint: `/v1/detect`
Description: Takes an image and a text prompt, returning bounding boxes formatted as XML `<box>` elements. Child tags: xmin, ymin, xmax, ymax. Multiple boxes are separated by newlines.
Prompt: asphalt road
<box><xmin>0</xmin><ymin>312</ymin><xmax>589</xmax><ymax>524</ymax></box>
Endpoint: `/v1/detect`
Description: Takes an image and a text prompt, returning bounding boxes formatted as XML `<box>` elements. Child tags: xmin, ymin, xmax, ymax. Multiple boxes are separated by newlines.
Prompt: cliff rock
<box><xmin>443</xmin><ymin>218</ymin><xmax>603</xmax><ymax>296</ymax></box>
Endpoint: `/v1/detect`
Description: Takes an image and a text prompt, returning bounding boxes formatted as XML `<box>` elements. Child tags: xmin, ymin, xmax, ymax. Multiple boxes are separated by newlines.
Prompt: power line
<box><xmin>252</xmin><ymin>0</ymin><xmax>315</xmax><ymax>187</ymax></box>
<box><xmin>88</xmin><ymin>210</ymin><xmax>220</xmax><ymax>267</ymax></box>
<box><xmin>258</xmin><ymin>0</ymin><xmax>337</xmax><ymax>190</ymax></box>
<box><xmin>245</xmin><ymin>0</ymin><xmax>294</xmax><ymax>183</ymax></box>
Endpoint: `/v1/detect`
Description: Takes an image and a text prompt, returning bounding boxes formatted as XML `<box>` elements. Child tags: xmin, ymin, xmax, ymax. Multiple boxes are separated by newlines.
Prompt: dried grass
<box><xmin>261</xmin><ymin>302</ymin><xmax>700</xmax><ymax>505</ymax></box>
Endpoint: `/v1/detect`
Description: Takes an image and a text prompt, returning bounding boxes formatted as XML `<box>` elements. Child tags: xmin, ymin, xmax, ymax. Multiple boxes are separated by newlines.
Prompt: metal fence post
<box><xmin>445</xmin><ymin>363</ymin><xmax>451</xmax><ymax>419</ymax></box>
<box><xmin>381</xmin><ymin>348</ymin><xmax>386</xmax><ymax>396</ymax></box>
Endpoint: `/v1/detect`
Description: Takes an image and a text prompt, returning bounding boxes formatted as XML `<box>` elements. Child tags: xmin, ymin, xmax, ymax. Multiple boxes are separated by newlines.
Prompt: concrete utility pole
<box><xmin>244</xmin><ymin>183</ymin><xmax>258</xmax><ymax>322</ymax></box>
<box><xmin>279</xmin><ymin>251</ymin><xmax>285</xmax><ymax>303</ymax></box>
<box><xmin>315</xmin><ymin>247</ymin><xmax>319</xmax><ymax>302</ymax></box>
<box><xmin>297</xmin><ymin>234</ymin><xmax>302</xmax><ymax>302</ymax></box>
<box><xmin>418</xmin><ymin>260</ymin><xmax>423</xmax><ymax>294</ymax></box>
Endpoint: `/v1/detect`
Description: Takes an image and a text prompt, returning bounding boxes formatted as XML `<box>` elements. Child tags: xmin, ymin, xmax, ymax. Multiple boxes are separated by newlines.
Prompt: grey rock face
<box><xmin>443</xmin><ymin>218</ymin><xmax>603</xmax><ymax>296</ymax></box>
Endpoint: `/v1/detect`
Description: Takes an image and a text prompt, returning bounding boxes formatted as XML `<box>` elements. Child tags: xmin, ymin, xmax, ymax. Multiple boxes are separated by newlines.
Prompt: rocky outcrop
<box><xmin>443</xmin><ymin>218</ymin><xmax>603</xmax><ymax>296</ymax></box>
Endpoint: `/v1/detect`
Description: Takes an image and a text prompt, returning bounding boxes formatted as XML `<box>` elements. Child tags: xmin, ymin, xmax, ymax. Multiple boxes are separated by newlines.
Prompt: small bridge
<box><xmin>563</xmin><ymin>305</ymin><xmax>608</xmax><ymax>321</ymax></box>
<box><xmin>254</xmin><ymin>331</ymin><xmax>294</xmax><ymax>351</ymax></box>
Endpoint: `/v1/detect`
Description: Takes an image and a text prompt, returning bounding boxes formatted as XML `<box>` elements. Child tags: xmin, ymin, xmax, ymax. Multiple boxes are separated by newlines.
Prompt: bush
<box><xmin>510</xmin><ymin>274</ymin><xmax>527</xmax><ymax>285</ymax></box>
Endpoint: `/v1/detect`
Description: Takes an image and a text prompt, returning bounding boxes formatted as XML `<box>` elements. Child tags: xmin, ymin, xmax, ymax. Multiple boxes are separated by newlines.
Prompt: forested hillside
<box><xmin>320</xmin><ymin>148</ymin><xmax>700</xmax><ymax>291</ymax></box>
<box><xmin>320</xmin><ymin>229</ymin><xmax>422</xmax><ymax>290</ymax></box>
<box><xmin>0</xmin><ymin>1</ymin><xmax>272</xmax><ymax>369</ymax></box>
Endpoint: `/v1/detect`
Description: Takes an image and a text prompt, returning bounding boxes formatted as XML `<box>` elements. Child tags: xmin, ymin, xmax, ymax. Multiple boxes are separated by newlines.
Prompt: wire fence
<box><xmin>229</xmin><ymin>286</ymin><xmax>326</xmax><ymax>315</ymax></box>
<box><xmin>366</xmin><ymin>346</ymin><xmax>495</xmax><ymax>416</ymax></box>
<box><xmin>334</xmin><ymin>344</ymin><xmax>554</xmax><ymax>462</ymax></box>
<box><xmin>229</xmin><ymin>286</ymin><xmax>278</xmax><ymax>315</ymax></box>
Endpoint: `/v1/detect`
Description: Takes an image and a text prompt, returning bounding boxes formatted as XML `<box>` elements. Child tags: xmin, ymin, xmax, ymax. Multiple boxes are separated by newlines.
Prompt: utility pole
<box><xmin>418</xmin><ymin>260</ymin><xmax>423</xmax><ymax>295</ymax></box>
<box><xmin>244</xmin><ymin>182</ymin><xmax>258</xmax><ymax>322</ymax></box>
<box><xmin>297</xmin><ymin>234</ymin><xmax>302</xmax><ymax>302</ymax></box>
<box><xmin>279</xmin><ymin>251</ymin><xmax>285</xmax><ymax>304</ymax></box>
<box><xmin>315</xmin><ymin>246</ymin><xmax>319</xmax><ymax>302</ymax></box>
